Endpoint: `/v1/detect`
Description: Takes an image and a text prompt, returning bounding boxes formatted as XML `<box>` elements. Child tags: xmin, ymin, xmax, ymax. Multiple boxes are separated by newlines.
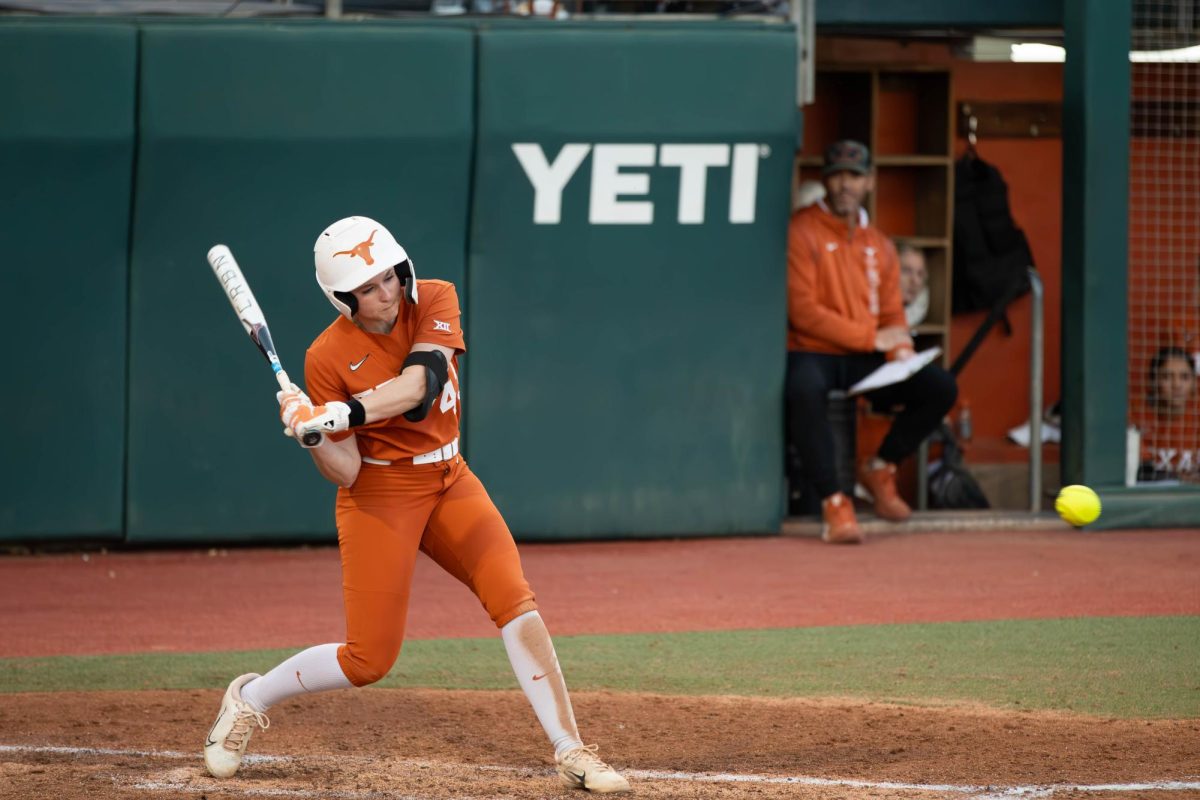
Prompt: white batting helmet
<box><xmin>314</xmin><ymin>216</ymin><xmax>418</xmax><ymax>318</ymax></box>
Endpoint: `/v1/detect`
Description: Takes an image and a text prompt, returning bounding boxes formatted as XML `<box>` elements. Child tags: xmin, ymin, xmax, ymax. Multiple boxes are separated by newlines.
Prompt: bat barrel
<box><xmin>208</xmin><ymin>244</ymin><xmax>319</xmax><ymax>447</ymax></box>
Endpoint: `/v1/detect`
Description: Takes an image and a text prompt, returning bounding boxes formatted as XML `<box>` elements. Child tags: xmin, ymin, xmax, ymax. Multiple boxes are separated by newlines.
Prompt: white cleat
<box><xmin>556</xmin><ymin>744</ymin><xmax>631</xmax><ymax>794</ymax></box>
<box><xmin>203</xmin><ymin>673</ymin><xmax>270</xmax><ymax>778</ymax></box>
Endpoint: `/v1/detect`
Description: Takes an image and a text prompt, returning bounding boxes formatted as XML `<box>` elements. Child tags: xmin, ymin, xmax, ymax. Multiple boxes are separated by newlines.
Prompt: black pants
<box><xmin>785</xmin><ymin>350</ymin><xmax>958</xmax><ymax>500</ymax></box>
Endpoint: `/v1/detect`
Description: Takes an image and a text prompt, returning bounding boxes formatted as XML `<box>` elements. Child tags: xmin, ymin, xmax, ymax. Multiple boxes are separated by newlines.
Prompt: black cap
<box><xmin>822</xmin><ymin>139</ymin><xmax>871</xmax><ymax>176</ymax></box>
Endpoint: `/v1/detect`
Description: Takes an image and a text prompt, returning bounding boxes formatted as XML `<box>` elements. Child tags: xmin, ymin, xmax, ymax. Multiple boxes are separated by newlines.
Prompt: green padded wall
<box><xmin>0</xmin><ymin>22</ymin><xmax>136</xmax><ymax>542</ymax></box>
<box><xmin>127</xmin><ymin>23</ymin><xmax>474</xmax><ymax>542</ymax></box>
<box><xmin>1061</xmin><ymin>0</ymin><xmax>1130</xmax><ymax>489</ymax></box>
<box><xmin>467</xmin><ymin>27</ymin><xmax>797</xmax><ymax>538</ymax></box>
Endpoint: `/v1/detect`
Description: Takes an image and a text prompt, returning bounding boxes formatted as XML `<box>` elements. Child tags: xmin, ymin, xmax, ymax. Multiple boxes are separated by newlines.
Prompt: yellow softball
<box><xmin>1055</xmin><ymin>484</ymin><xmax>1101</xmax><ymax>527</ymax></box>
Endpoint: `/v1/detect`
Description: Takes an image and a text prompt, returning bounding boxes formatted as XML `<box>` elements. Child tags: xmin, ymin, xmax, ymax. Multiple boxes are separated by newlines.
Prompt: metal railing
<box><xmin>917</xmin><ymin>267</ymin><xmax>1044</xmax><ymax>514</ymax></box>
<box><xmin>1027</xmin><ymin>266</ymin><xmax>1044</xmax><ymax>513</ymax></box>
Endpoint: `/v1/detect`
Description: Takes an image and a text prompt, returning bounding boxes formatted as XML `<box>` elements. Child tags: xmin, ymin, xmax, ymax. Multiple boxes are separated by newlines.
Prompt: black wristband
<box><xmin>346</xmin><ymin>398</ymin><xmax>366</xmax><ymax>427</ymax></box>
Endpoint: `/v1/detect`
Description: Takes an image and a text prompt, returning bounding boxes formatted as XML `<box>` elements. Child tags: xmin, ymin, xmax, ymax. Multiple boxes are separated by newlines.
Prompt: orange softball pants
<box><xmin>333</xmin><ymin>455</ymin><xmax>537</xmax><ymax>687</ymax></box>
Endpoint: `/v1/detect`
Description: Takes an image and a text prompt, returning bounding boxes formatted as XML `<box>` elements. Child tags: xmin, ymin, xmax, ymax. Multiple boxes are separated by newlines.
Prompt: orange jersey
<box><xmin>304</xmin><ymin>279</ymin><xmax>465</xmax><ymax>462</ymax></box>
<box><xmin>787</xmin><ymin>202</ymin><xmax>906</xmax><ymax>354</ymax></box>
<box><xmin>1132</xmin><ymin>402</ymin><xmax>1200</xmax><ymax>478</ymax></box>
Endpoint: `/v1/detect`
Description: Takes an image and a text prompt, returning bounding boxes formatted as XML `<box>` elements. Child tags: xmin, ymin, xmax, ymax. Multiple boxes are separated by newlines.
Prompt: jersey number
<box><xmin>439</xmin><ymin>381</ymin><xmax>458</xmax><ymax>414</ymax></box>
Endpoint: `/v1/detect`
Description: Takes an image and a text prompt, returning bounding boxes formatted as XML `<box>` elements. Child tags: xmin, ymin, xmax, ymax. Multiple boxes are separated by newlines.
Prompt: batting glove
<box><xmin>291</xmin><ymin>401</ymin><xmax>352</xmax><ymax>440</ymax></box>
<box><xmin>277</xmin><ymin>383</ymin><xmax>313</xmax><ymax>428</ymax></box>
<box><xmin>276</xmin><ymin>385</ymin><xmax>325</xmax><ymax>448</ymax></box>
<box><xmin>276</xmin><ymin>381</ymin><xmax>307</xmax><ymax>403</ymax></box>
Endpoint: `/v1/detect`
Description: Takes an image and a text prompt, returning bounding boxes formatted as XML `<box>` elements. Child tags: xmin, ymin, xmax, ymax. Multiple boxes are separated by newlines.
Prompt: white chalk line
<box><xmin>129</xmin><ymin>781</ymin><xmax>398</xmax><ymax>799</ymax></box>
<box><xmin>3</xmin><ymin>743</ymin><xmax>1200</xmax><ymax>798</ymax></box>
<box><xmin>0</xmin><ymin>743</ymin><xmax>292</xmax><ymax>765</ymax></box>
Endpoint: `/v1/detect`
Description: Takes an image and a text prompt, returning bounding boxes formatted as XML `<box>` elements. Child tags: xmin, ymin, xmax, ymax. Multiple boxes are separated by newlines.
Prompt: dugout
<box><xmin>787</xmin><ymin>0</ymin><xmax>1200</xmax><ymax>530</ymax></box>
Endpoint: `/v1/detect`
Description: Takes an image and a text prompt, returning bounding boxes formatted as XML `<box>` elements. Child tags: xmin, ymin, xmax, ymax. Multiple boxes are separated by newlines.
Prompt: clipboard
<box><xmin>847</xmin><ymin>347</ymin><xmax>942</xmax><ymax>396</ymax></box>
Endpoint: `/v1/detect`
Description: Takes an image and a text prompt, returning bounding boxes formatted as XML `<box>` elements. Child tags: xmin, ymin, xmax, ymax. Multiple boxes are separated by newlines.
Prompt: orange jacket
<box><xmin>787</xmin><ymin>202</ymin><xmax>906</xmax><ymax>355</ymax></box>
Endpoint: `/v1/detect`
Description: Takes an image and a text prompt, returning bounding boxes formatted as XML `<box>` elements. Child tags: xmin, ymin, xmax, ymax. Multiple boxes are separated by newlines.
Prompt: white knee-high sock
<box><xmin>240</xmin><ymin>643</ymin><xmax>353</xmax><ymax>712</ymax></box>
<box><xmin>501</xmin><ymin>610</ymin><xmax>583</xmax><ymax>758</ymax></box>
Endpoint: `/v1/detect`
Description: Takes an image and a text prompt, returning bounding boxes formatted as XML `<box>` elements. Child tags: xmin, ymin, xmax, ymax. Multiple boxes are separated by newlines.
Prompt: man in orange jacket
<box><xmin>787</xmin><ymin>140</ymin><xmax>957</xmax><ymax>543</ymax></box>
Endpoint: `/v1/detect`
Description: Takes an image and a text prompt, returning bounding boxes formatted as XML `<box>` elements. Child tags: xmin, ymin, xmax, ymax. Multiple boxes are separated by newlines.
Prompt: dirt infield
<box><xmin>2</xmin><ymin>530</ymin><xmax>1199</xmax><ymax>799</ymax></box>
<box><xmin>2</xmin><ymin>689</ymin><xmax>1199</xmax><ymax>800</ymax></box>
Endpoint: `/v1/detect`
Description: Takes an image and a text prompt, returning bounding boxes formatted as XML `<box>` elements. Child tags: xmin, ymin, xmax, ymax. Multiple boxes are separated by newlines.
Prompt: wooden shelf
<box><xmin>873</xmin><ymin>166</ymin><xmax>950</xmax><ymax>238</ymax></box>
<box><xmin>894</xmin><ymin>236</ymin><xmax>948</xmax><ymax>248</ymax></box>
<box><xmin>796</xmin><ymin>155</ymin><xmax>951</xmax><ymax>168</ymax></box>
<box><xmin>875</xmin><ymin>154</ymin><xmax>952</xmax><ymax>166</ymax></box>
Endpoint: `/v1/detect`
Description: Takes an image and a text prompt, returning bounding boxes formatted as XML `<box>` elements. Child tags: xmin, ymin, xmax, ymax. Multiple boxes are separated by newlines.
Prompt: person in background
<box><xmin>896</xmin><ymin>242</ymin><xmax>929</xmax><ymax>330</ymax></box>
<box><xmin>1135</xmin><ymin>345</ymin><xmax>1199</xmax><ymax>482</ymax></box>
<box><xmin>785</xmin><ymin>140</ymin><xmax>958</xmax><ymax>543</ymax></box>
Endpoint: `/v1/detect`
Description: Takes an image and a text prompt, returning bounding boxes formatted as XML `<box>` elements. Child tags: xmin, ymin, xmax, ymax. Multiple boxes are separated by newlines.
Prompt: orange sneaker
<box><xmin>858</xmin><ymin>460</ymin><xmax>912</xmax><ymax>521</ymax></box>
<box><xmin>821</xmin><ymin>492</ymin><xmax>862</xmax><ymax>544</ymax></box>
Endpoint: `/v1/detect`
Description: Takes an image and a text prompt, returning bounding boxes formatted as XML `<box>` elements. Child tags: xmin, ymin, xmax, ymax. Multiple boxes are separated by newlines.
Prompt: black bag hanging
<box><xmin>952</xmin><ymin>154</ymin><xmax>1035</xmax><ymax>316</ymax></box>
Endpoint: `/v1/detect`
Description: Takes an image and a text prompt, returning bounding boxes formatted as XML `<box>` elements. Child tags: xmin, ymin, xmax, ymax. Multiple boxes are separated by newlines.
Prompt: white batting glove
<box><xmin>276</xmin><ymin>383</ymin><xmax>313</xmax><ymax>428</ymax></box>
<box><xmin>276</xmin><ymin>384</ymin><xmax>323</xmax><ymax>447</ymax></box>
<box><xmin>292</xmin><ymin>401</ymin><xmax>352</xmax><ymax>440</ymax></box>
<box><xmin>275</xmin><ymin>381</ymin><xmax>307</xmax><ymax>404</ymax></box>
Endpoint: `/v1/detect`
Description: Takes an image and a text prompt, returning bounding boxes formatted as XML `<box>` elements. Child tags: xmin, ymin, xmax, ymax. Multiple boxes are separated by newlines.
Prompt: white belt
<box><xmin>362</xmin><ymin>437</ymin><xmax>459</xmax><ymax>467</ymax></box>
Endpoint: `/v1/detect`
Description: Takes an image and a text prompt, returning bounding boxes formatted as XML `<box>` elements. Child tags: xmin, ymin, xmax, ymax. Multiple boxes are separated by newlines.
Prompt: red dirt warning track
<box><xmin>3</xmin><ymin>529</ymin><xmax>1197</xmax><ymax>658</ymax></box>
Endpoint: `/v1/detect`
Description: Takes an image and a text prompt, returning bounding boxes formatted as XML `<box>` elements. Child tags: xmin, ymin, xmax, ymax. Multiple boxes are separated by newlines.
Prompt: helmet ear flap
<box><xmin>397</xmin><ymin>259</ymin><xmax>418</xmax><ymax>305</ymax></box>
<box><xmin>334</xmin><ymin>291</ymin><xmax>358</xmax><ymax>316</ymax></box>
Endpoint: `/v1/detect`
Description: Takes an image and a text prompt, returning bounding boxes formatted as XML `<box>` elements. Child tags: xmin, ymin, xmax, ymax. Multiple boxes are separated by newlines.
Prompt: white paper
<box><xmin>847</xmin><ymin>347</ymin><xmax>942</xmax><ymax>396</ymax></box>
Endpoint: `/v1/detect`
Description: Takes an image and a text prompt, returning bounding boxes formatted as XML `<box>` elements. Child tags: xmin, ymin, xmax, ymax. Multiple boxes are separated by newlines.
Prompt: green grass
<box><xmin>2</xmin><ymin>616</ymin><xmax>1197</xmax><ymax>719</ymax></box>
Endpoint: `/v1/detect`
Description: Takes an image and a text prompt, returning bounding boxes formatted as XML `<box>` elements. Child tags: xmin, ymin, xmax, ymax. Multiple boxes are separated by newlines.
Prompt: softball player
<box><xmin>203</xmin><ymin>216</ymin><xmax>629</xmax><ymax>794</ymax></box>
